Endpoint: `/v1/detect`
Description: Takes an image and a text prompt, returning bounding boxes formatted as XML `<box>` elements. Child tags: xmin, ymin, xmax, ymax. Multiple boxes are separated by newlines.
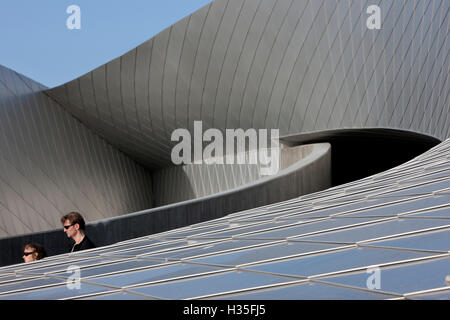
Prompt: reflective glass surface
<box><xmin>399</xmin><ymin>170</ymin><xmax>450</xmax><ymax>184</ymax></box>
<box><xmin>0</xmin><ymin>275</ymin><xmax>41</xmax><ymax>285</ymax></box>
<box><xmin>83</xmin><ymin>263</ymin><xmax>228</xmax><ymax>288</ymax></box>
<box><xmin>127</xmin><ymin>271</ymin><xmax>295</xmax><ymax>299</ymax></box>
<box><xmin>368</xmin><ymin>229</ymin><xmax>450</xmax><ymax>252</ymax></box>
<box><xmin>145</xmin><ymin>239</ymin><xmax>275</xmax><ymax>260</ymax></box>
<box><xmin>319</xmin><ymin>257</ymin><xmax>450</xmax><ymax>294</ymax></box>
<box><xmin>71</xmin><ymin>239</ymin><xmax>165</xmax><ymax>255</ymax></box>
<box><xmin>0</xmin><ymin>283</ymin><xmax>112</xmax><ymax>300</ymax></box>
<box><xmin>51</xmin><ymin>259</ymin><xmax>168</xmax><ymax>279</ymax></box>
<box><xmin>299</xmin><ymin>219</ymin><xmax>450</xmax><ymax>243</ymax></box>
<box><xmin>341</xmin><ymin>196</ymin><xmax>450</xmax><ymax>218</ymax></box>
<box><xmin>230</xmin><ymin>208</ymin><xmax>316</xmax><ymax>221</ymax></box>
<box><xmin>160</xmin><ymin>223</ymin><xmax>241</xmax><ymax>238</ymax></box>
<box><xmin>371</xmin><ymin>179</ymin><xmax>450</xmax><ymax>198</ymax></box>
<box><xmin>275</xmin><ymin>200</ymin><xmax>382</xmax><ymax>219</ymax></box>
<box><xmin>101</xmin><ymin>240</ymin><xmax>210</xmax><ymax>257</ymax></box>
<box><xmin>345</xmin><ymin>180</ymin><xmax>397</xmax><ymax>192</ymax></box>
<box><xmin>299</xmin><ymin>189</ymin><xmax>345</xmax><ymax>200</ymax></box>
<box><xmin>79</xmin><ymin>291</ymin><xmax>153</xmax><ymax>300</ymax></box>
<box><xmin>238</xmin><ymin>218</ymin><xmax>382</xmax><ymax>240</ymax></box>
<box><xmin>228</xmin><ymin>218</ymin><xmax>277</xmax><ymax>223</ymax></box>
<box><xmin>16</xmin><ymin>258</ymin><xmax>127</xmax><ymax>276</ymax></box>
<box><xmin>408</xmin><ymin>290</ymin><xmax>450</xmax><ymax>300</ymax></box>
<box><xmin>406</xmin><ymin>206</ymin><xmax>450</xmax><ymax>218</ymax></box>
<box><xmin>213</xmin><ymin>282</ymin><xmax>396</xmax><ymax>300</ymax></box>
<box><xmin>192</xmin><ymin>220</ymin><xmax>313</xmax><ymax>239</ymax></box>
<box><xmin>244</xmin><ymin>247</ymin><xmax>435</xmax><ymax>278</ymax></box>
<box><xmin>7</xmin><ymin>257</ymin><xmax>92</xmax><ymax>274</ymax></box>
<box><xmin>0</xmin><ymin>277</ymin><xmax>64</xmax><ymax>295</ymax></box>
<box><xmin>191</xmin><ymin>242</ymin><xmax>342</xmax><ymax>267</ymax></box>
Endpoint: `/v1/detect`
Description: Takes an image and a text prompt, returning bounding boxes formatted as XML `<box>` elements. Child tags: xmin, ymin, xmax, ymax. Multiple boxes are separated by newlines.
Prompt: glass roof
<box><xmin>211</xmin><ymin>281</ymin><xmax>398</xmax><ymax>300</ymax></box>
<box><xmin>0</xmin><ymin>138</ymin><xmax>448</xmax><ymax>299</ymax></box>
<box><xmin>317</xmin><ymin>257</ymin><xmax>450</xmax><ymax>295</ymax></box>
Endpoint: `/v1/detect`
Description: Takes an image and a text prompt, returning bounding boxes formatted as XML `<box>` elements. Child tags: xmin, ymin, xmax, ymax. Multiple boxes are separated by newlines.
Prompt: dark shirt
<box><xmin>71</xmin><ymin>235</ymin><xmax>95</xmax><ymax>252</ymax></box>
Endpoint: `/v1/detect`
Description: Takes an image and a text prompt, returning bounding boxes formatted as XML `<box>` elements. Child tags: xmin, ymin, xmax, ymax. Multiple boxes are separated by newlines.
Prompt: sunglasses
<box><xmin>63</xmin><ymin>223</ymin><xmax>75</xmax><ymax>230</ymax></box>
<box><xmin>23</xmin><ymin>251</ymin><xmax>35</xmax><ymax>256</ymax></box>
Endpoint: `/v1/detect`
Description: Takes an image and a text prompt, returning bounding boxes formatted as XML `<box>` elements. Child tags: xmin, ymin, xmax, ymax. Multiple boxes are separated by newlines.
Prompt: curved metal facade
<box><xmin>47</xmin><ymin>0</ymin><xmax>449</xmax><ymax>168</ymax></box>
<box><xmin>0</xmin><ymin>65</ymin><xmax>154</xmax><ymax>237</ymax></box>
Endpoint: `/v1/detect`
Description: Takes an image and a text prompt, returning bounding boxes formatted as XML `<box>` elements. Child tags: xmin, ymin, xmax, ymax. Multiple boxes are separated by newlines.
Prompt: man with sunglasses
<box><xmin>61</xmin><ymin>212</ymin><xmax>95</xmax><ymax>252</ymax></box>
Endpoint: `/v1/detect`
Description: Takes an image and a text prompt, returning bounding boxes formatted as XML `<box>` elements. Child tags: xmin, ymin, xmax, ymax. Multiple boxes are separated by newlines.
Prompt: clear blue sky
<box><xmin>0</xmin><ymin>0</ymin><xmax>212</xmax><ymax>88</ymax></box>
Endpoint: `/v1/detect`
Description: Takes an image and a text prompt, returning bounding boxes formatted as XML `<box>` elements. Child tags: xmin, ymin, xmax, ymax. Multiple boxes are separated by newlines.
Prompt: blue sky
<box><xmin>0</xmin><ymin>0</ymin><xmax>212</xmax><ymax>88</ymax></box>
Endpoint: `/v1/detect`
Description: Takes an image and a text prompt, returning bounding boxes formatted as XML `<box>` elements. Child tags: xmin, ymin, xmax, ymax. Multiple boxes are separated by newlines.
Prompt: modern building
<box><xmin>0</xmin><ymin>0</ymin><xmax>448</xmax><ymax>299</ymax></box>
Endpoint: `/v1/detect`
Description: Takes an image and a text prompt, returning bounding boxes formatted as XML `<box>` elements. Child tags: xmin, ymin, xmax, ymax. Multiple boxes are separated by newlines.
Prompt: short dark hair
<box><xmin>24</xmin><ymin>243</ymin><xmax>46</xmax><ymax>260</ymax></box>
<box><xmin>61</xmin><ymin>212</ymin><xmax>86</xmax><ymax>230</ymax></box>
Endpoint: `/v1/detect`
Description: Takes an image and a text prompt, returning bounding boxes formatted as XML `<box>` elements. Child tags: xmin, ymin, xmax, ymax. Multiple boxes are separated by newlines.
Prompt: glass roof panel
<box><xmin>50</xmin><ymin>259</ymin><xmax>168</xmax><ymax>279</ymax></box>
<box><xmin>15</xmin><ymin>257</ymin><xmax>128</xmax><ymax>276</ymax></box>
<box><xmin>0</xmin><ymin>274</ymin><xmax>41</xmax><ymax>285</ymax></box>
<box><xmin>159</xmin><ymin>223</ymin><xmax>244</xmax><ymax>238</ymax></box>
<box><xmin>276</xmin><ymin>199</ymin><xmax>391</xmax><ymax>219</ymax></box>
<box><xmin>237</xmin><ymin>217</ymin><xmax>383</xmax><ymax>240</ymax></box>
<box><xmin>370</xmin><ymin>179</ymin><xmax>450</xmax><ymax>198</ymax></box>
<box><xmin>398</xmin><ymin>169</ymin><xmax>450</xmax><ymax>184</ymax></box>
<box><xmin>115</xmin><ymin>235</ymin><xmax>153</xmax><ymax>244</ymax></box>
<box><xmin>229</xmin><ymin>208</ymin><xmax>316</xmax><ymax>221</ymax></box>
<box><xmin>100</xmin><ymin>240</ymin><xmax>211</xmax><ymax>257</ymax></box>
<box><xmin>244</xmin><ymin>247</ymin><xmax>435</xmax><ymax>278</ymax></box>
<box><xmin>406</xmin><ymin>206</ymin><xmax>450</xmax><ymax>218</ymax></box>
<box><xmin>126</xmin><ymin>271</ymin><xmax>295</xmax><ymax>299</ymax></box>
<box><xmin>228</xmin><ymin>218</ymin><xmax>280</xmax><ymax>223</ymax></box>
<box><xmin>344</xmin><ymin>180</ymin><xmax>397</xmax><ymax>192</ymax></box>
<box><xmin>0</xmin><ymin>277</ymin><xmax>64</xmax><ymax>295</ymax></box>
<box><xmin>299</xmin><ymin>188</ymin><xmax>353</xmax><ymax>201</ymax></box>
<box><xmin>339</xmin><ymin>196</ymin><xmax>450</xmax><ymax>218</ymax></box>
<box><xmin>82</xmin><ymin>263</ymin><xmax>228</xmax><ymax>288</ymax></box>
<box><xmin>70</xmin><ymin>239</ymin><xmax>166</xmax><ymax>256</ymax></box>
<box><xmin>318</xmin><ymin>257</ymin><xmax>450</xmax><ymax>294</ymax></box>
<box><xmin>144</xmin><ymin>239</ymin><xmax>275</xmax><ymax>260</ymax></box>
<box><xmin>80</xmin><ymin>291</ymin><xmax>153</xmax><ymax>300</ymax></box>
<box><xmin>212</xmin><ymin>281</ymin><xmax>396</xmax><ymax>300</ymax></box>
<box><xmin>408</xmin><ymin>290</ymin><xmax>450</xmax><ymax>300</ymax></box>
<box><xmin>265</xmin><ymin>201</ymin><xmax>313</xmax><ymax>210</ymax></box>
<box><xmin>4</xmin><ymin>256</ymin><xmax>93</xmax><ymax>274</ymax></box>
<box><xmin>190</xmin><ymin>242</ymin><xmax>344</xmax><ymax>267</ymax></box>
<box><xmin>298</xmin><ymin>219</ymin><xmax>450</xmax><ymax>243</ymax></box>
<box><xmin>367</xmin><ymin>229</ymin><xmax>450</xmax><ymax>252</ymax></box>
<box><xmin>191</xmin><ymin>220</ymin><xmax>315</xmax><ymax>239</ymax></box>
<box><xmin>311</xmin><ymin>194</ymin><xmax>370</xmax><ymax>204</ymax></box>
<box><xmin>0</xmin><ymin>283</ymin><xmax>112</xmax><ymax>300</ymax></box>
<box><xmin>435</xmin><ymin>189</ymin><xmax>450</xmax><ymax>195</ymax></box>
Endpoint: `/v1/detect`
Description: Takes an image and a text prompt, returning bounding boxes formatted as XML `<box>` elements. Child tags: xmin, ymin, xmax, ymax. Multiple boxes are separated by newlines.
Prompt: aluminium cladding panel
<box><xmin>152</xmin><ymin>143</ymin><xmax>331</xmax><ymax>206</ymax></box>
<box><xmin>0</xmin><ymin>65</ymin><xmax>154</xmax><ymax>265</ymax></box>
<box><xmin>45</xmin><ymin>0</ymin><xmax>450</xmax><ymax>168</ymax></box>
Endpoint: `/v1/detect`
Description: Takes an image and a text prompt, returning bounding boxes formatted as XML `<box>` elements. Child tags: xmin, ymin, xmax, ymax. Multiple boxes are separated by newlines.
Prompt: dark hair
<box><xmin>24</xmin><ymin>243</ymin><xmax>46</xmax><ymax>260</ymax></box>
<box><xmin>61</xmin><ymin>211</ymin><xmax>86</xmax><ymax>230</ymax></box>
